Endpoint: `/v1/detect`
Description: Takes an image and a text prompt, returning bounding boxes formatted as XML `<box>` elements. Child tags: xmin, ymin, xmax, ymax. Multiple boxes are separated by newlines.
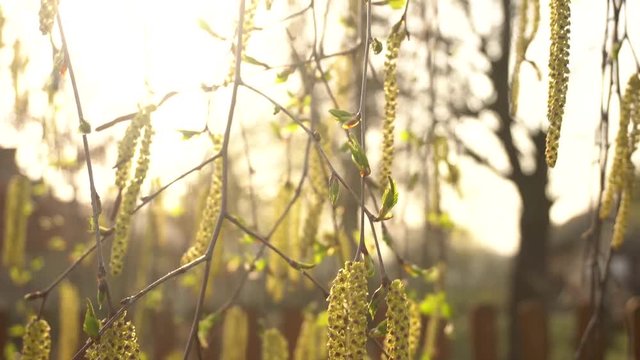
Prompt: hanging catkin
<box><xmin>384</xmin><ymin>280</ymin><xmax>410</xmax><ymax>360</ymax></box>
<box><xmin>181</xmin><ymin>136</ymin><xmax>223</xmax><ymax>265</ymax></box>
<box><xmin>21</xmin><ymin>316</ymin><xmax>51</xmax><ymax>360</ymax></box>
<box><xmin>111</xmin><ymin>111</ymin><xmax>153</xmax><ymax>276</ymax></box>
<box><xmin>38</xmin><ymin>0</ymin><xmax>56</xmax><ymax>35</ymax></box>
<box><xmin>545</xmin><ymin>0</ymin><xmax>571</xmax><ymax>167</ymax></box>
<box><xmin>57</xmin><ymin>281</ymin><xmax>80</xmax><ymax>360</ymax></box>
<box><xmin>2</xmin><ymin>175</ymin><xmax>31</xmax><ymax>270</ymax></box>
<box><xmin>85</xmin><ymin>311</ymin><xmax>140</xmax><ymax>360</ymax></box>
<box><xmin>380</xmin><ymin>20</ymin><xmax>405</xmax><ymax>190</ymax></box>
<box><xmin>295</xmin><ymin>311</ymin><xmax>322</xmax><ymax>360</ymax></box>
<box><xmin>225</xmin><ymin>0</ymin><xmax>260</xmax><ymax>85</ymax></box>
<box><xmin>408</xmin><ymin>299</ymin><xmax>422</xmax><ymax>358</ymax></box>
<box><xmin>601</xmin><ymin>74</ymin><xmax>640</xmax><ymax>219</ymax></box>
<box><xmin>511</xmin><ymin>0</ymin><xmax>540</xmax><ymax>116</ymax></box>
<box><xmin>267</xmin><ymin>182</ymin><xmax>294</xmax><ymax>301</ymax></box>
<box><xmin>261</xmin><ymin>328</ymin><xmax>289</xmax><ymax>360</ymax></box>
<box><xmin>221</xmin><ymin>306</ymin><xmax>248</xmax><ymax>360</ymax></box>
<box><xmin>326</xmin><ymin>261</ymin><xmax>368</xmax><ymax>359</ymax></box>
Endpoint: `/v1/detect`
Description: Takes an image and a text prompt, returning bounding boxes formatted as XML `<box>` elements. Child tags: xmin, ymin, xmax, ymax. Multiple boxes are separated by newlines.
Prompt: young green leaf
<box><xmin>368</xmin><ymin>285</ymin><xmax>387</xmax><ymax>319</ymax></box>
<box><xmin>347</xmin><ymin>135</ymin><xmax>371</xmax><ymax>177</ymax></box>
<box><xmin>197</xmin><ymin>19</ymin><xmax>225</xmax><ymax>40</ymax></box>
<box><xmin>329</xmin><ymin>108</ymin><xmax>352</xmax><ymax>121</ymax></box>
<box><xmin>377</xmin><ymin>176</ymin><xmax>398</xmax><ymax>221</ymax></box>
<box><xmin>388</xmin><ymin>0</ymin><xmax>407</xmax><ymax>10</ymax></box>
<box><xmin>369</xmin><ymin>319</ymin><xmax>388</xmax><ymax>338</ymax></box>
<box><xmin>198</xmin><ymin>312</ymin><xmax>220</xmax><ymax>348</ymax></box>
<box><xmin>242</xmin><ymin>55</ymin><xmax>270</xmax><ymax>69</ymax></box>
<box><xmin>276</xmin><ymin>67</ymin><xmax>296</xmax><ymax>83</ymax></box>
<box><xmin>83</xmin><ymin>299</ymin><xmax>100</xmax><ymax>339</ymax></box>
<box><xmin>328</xmin><ymin>174</ymin><xmax>340</xmax><ymax>206</ymax></box>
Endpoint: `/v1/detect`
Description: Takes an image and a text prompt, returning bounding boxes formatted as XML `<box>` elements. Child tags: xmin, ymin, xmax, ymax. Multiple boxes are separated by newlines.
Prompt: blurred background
<box><xmin>0</xmin><ymin>0</ymin><xmax>639</xmax><ymax>358</ymax></box>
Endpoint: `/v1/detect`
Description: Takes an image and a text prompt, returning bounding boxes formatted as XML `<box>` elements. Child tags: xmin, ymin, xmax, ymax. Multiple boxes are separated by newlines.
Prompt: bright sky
<box><xmin>1</xmin><ymin>0</ymin><xmax>637</xmax><ymax>256</ymax></box>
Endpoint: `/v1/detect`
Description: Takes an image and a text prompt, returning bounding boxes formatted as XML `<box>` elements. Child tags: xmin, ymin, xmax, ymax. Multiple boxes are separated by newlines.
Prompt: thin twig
<box><xmin>183</xmin><ymin>0</ymin><xmax>246</xmax><ymax>356</ymax></box>
<box><xmin>94</xmin><ymin>91</ymin><xmax>178</xmax><ymax>132</ymax></box>
<box><xmin>56</xmin><ymin>8</ymin><xmax>112</xmax><ymax>313</ymax></box>
<box><xmin>71</xmin><ymin>255</ymin><xmax>206</xmax><ymax>360</ymax></box>
<box><xmin>354</xmin><ymin>0</ymin><xmax>372</xmax><ymax>260</ymax></box>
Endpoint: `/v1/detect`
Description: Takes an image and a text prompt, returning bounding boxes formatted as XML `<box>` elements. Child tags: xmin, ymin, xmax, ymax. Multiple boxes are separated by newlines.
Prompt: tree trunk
<box><xmin>508</xmin><ymin>132</ymin><xmax>552</xmax><ymax>359</ymax></box>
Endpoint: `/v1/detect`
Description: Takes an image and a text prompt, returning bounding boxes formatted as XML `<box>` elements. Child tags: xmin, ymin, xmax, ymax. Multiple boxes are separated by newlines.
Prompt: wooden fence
<box><xmin>2</xmin><ymin>297</ymin><xmax>640</xmax><ymax>359</ymax></box>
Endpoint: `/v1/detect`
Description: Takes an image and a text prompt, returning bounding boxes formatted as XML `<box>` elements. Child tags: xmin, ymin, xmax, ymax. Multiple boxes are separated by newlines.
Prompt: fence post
<box><xmin>517</xmin><ymin>300</ymin><xmax>548</xmax><ymax>360</ymax></box>
<box><xmin>470</xmin><ymin>304</ymin><xmax>497</xmax><ymax>360</ymax></box>
<box><xmin>576</xmin><ymin>301</ymin><xmax>604</xmax><ymax>360</ymax></box>
<box><xmin>626</xmin><ymin>297</ymin><xmax>640</xmax><ymax>360</ymax></box>
<box><xmin>0</xmin><ymin>310</ymin><xmax>7</xmax><ymax>356</ymax></box>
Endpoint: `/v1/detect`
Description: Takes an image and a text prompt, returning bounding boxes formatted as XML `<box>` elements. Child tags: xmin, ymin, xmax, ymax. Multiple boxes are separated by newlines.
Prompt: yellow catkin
<box><xmin>326</xmin><ymin>261</ymin><xmax>369</xmax><ymax>359</ymax></box>
<box><xmin>221</xmin><ymin>306</ymin><xmax>248</xmax><ymax>360</ymax></box>
<box><xmin>511</xmin><ymin>0</ymin><xmax>540</xmax><ymax>116</ymax></box>
<box><xmin>181</xmin><ymin>136</ymin><xmax>223</xmax><ymax>265</ymax></box>
<box><xmin>327</xmin><ymin>265</ymin><xmax>349</xmax><ymax>359</ymax></box>
<box><xmin>38</xmin><ymin>0</ymin><xmax>56</xmax><ymax>35</ymax></box>
<box><xmin>545</xmin><ymin>0</ymin><xmax>571</xmax><ymax>167</ymax></box>
<box><xmin>267</xmin><ymin>182</ymin><xmax>294</xmax><ymax>301</ymax></box>
<box><xmin>601</xmin><ymin>74</ymin><xmax>640</xmax><ymax>219</ymax></box>
<box><xmin>287</xmin><ymin>193</ymin><xmax>302</xmax><ymax>284</ymax></box>
<box><xmin>384</xmin><ymin>280</ymin><xmax>410</xmax><ymax>360</ymax></box>
<box><xmin>115</xmin><ymin>111</ymin><xmax>147</xmax><ymax>190</ymax></box>
<box><xmin>295</xmin><ymin>312</ymin><xmax>319</xmax><ymax>360</ymax></box>
<box><xmin>301</xmin><ymin>199</ymin><xmax>323</xmax><ymax>262</ymax></box>
<box><xmin>57</xmin><ymin>281</ymin><xmax>80</xmax><ymax>360</ymax></box>
<box><xmin>611</xmin><ymin>180</ymin><xmax>631</xmax><ymax>248</ymax></box>
<box><xmin>380</xmin><ymin>20</ymin><xmax>405</xmax><ymax>190</ymax></box>
<box><xmin>2</xmin><ymin>175</ymin><xmax>31</xmax><ymax>269</ymax></box>
<box><xmin>21</xmin><ymin>316</ymin><xmax>51</xmax><ymax>360</ymax></box>
<box><xmin>111</xmin><ymin>114</ymin><xmax>153</xmax><ymax>276</ymax></box>
<box><xmin>225</xmin><ymin>0</ymin><xmax>260</xmax><ymax>85</ymax></box>
<box><xmin>86</xmin><ymin>311</ymin><xmax>141</xmax><ymax>360</ymax></box>
<box><xmin>336</xmin><ymin>230</ymin><xmax>353</xmax><ymax>265</ymax></box>
<box><xmin>262</xmin><ymin>328</ymin><xmax>289</xmax><ymax>360</ymax></box>
<box><xmin>408</xmin><ymin>299</ymin><xmax>422</xmax><ymax>358</ymax></box>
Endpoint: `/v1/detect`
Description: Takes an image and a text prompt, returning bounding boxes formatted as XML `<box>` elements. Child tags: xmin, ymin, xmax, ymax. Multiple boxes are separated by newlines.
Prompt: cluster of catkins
<box><xmin>600</xmin><ymin>74</ymin><xmax>640</xmax><ymax>248</ymax></box>
<box><xmin>111</xmin><ymin>108</ymin><xmax>154</xmax><ymax>275</ymax></box>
